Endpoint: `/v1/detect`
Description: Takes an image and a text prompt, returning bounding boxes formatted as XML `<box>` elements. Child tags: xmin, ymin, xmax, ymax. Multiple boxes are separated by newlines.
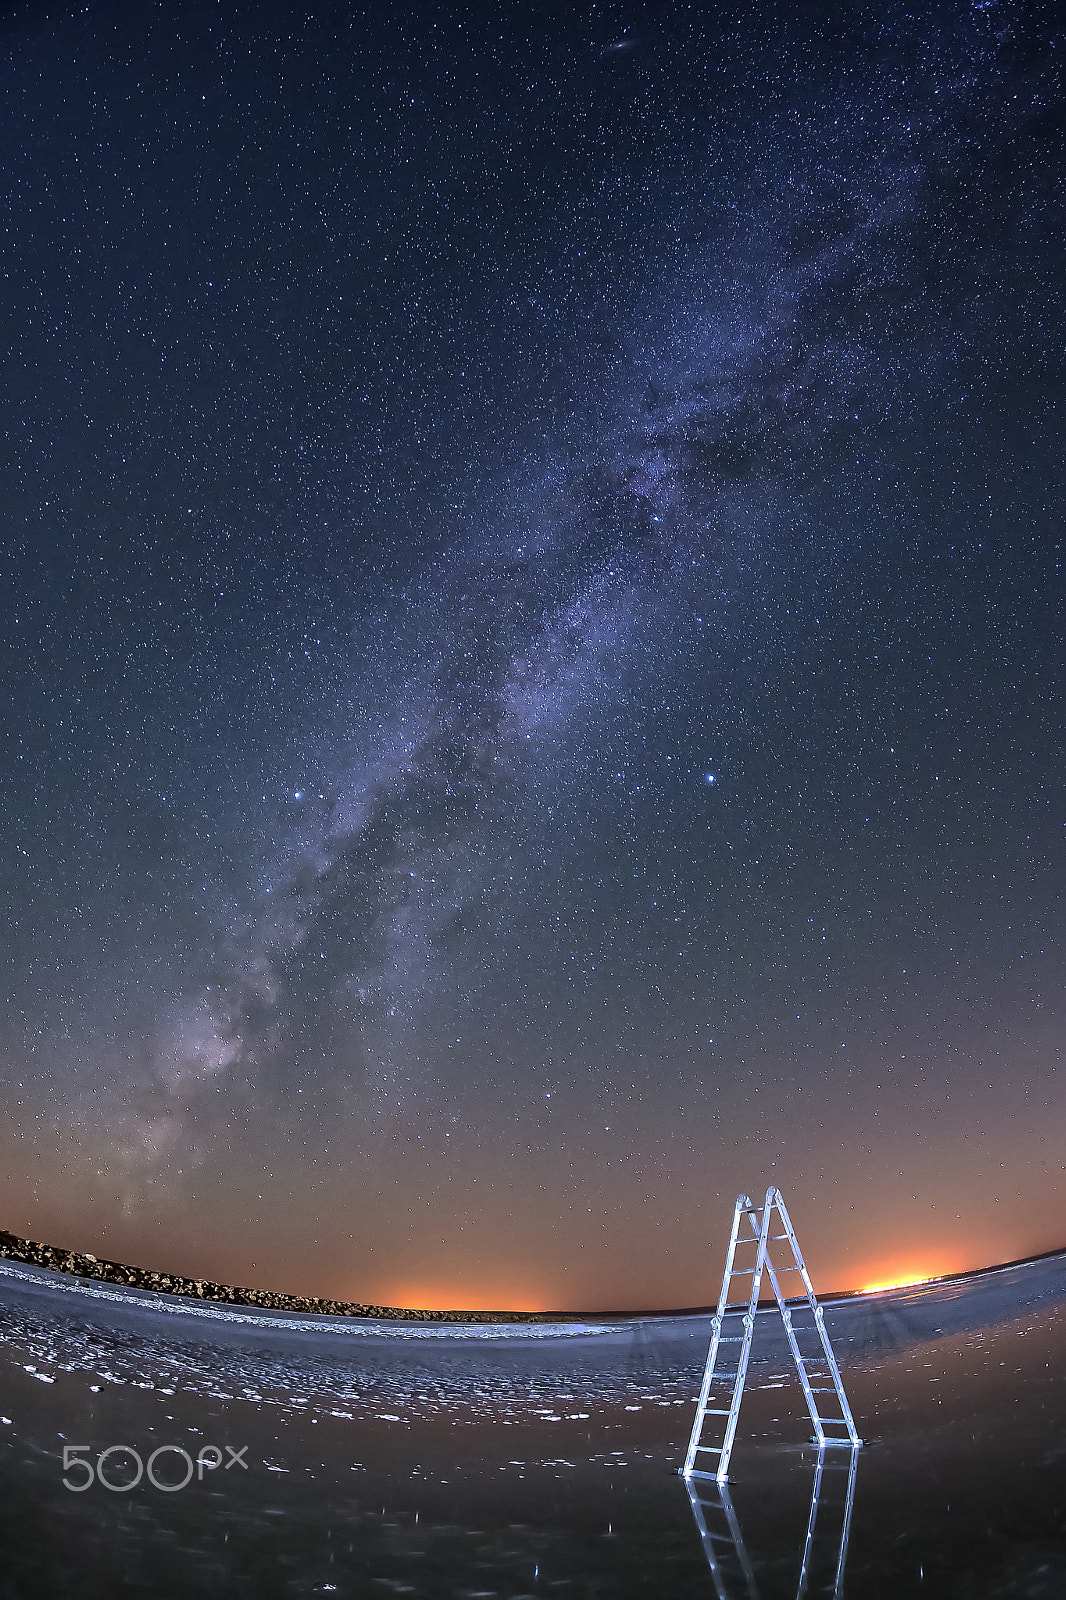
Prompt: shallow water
<box><xmin>1</xmin><ymin>1258</ymin><xmax>1064</xmax><ymax>1597</ymax></box>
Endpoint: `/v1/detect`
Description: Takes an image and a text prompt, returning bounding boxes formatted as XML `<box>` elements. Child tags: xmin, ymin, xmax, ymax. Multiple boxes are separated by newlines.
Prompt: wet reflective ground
<box><xmin>0</xmin><ymin>1256</ymin><xmax>1063</xmax><ymax>1597</ymax></box>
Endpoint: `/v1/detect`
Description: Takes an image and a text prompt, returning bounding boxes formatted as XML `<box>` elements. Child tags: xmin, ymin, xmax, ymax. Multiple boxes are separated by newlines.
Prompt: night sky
<box><xmin>1</xmin><ymin>1</ymin><xmax>1062</xmax><ymax>1312</ymax></box>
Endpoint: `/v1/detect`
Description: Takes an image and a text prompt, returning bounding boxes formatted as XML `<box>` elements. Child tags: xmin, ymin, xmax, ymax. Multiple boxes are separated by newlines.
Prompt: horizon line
<box><xmin>1</xmin><ymin>1227</ymin><xmax>1064</xmax><ymax>1323</ymax></box>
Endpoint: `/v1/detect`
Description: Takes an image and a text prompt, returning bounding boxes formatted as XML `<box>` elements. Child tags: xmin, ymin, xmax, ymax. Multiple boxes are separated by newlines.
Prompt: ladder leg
<box><xmin>763</xmin><ymin>1188</ymin><xmax>862</xmax><ymax>1448</ymax></box>
<box><xmin>683</xmin><ymin>1193</ymin><xmax>771</xmax><ymax>1483</ymax></box>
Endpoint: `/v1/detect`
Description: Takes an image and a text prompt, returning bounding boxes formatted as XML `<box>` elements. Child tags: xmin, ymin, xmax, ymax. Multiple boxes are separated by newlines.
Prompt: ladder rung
<box><xmin>694</xmin><ymin>1444</ymin><xmax>725</xmax><ymax>1453</ymax></box>
<box><xmin>810</xmin><ymin>1387</ymin><xmax>839</xmax><ymax>1394</ymax></box>
<box><xmin>730</xmin><ymin>1267</ymin><xmax>756</xmax><ymax>1276</ymax></box>
<box><xmin>699</xmin><ymin>1408</ymin><xmax>733</xmax><ymax>1415</ymax></box>
<box><xmin>770</xmin><ymin>1233</ymin><xmax>790</xmax><ymax>1240</ymax></box>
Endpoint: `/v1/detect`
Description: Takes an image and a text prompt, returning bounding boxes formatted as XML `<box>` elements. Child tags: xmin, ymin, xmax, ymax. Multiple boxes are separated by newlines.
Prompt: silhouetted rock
<box><xmin>0</xmin><ymin>1228</ymin><xmax>557</xmax><ymax>1323</ymax></box>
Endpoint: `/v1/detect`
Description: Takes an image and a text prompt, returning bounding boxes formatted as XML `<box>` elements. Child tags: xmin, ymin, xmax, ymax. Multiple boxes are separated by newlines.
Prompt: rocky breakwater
<box><xmin>0</xmin><ymin>1228</ymin><xmax>555</xmax><ymax>1324</ymax></box>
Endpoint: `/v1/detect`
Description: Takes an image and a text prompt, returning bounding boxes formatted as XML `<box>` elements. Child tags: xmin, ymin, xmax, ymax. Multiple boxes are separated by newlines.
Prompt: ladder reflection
<box><xmin>684</xmin><ymin>1444</ymin><xmax>860</xmax><ymax>1600</ymax></box>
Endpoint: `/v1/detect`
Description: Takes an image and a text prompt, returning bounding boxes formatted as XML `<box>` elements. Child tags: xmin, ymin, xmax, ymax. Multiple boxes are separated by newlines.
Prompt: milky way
<box><xmin>1</xmin><ymin>1</ymin><xmax>1062</xmax><ymax>1308</ymax></box>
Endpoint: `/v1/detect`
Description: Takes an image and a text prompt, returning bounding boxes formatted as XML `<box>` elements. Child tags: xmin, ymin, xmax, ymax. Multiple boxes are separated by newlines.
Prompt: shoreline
<box><xmin>0</xmin><ymin>1228</ymin><xmax>559</xmax><ymax>1324</ymax></box>
<box><xmin>1</xmin><ymin>1225</ymin><xmax>1064</xmax><ymax>1327</ymax></box>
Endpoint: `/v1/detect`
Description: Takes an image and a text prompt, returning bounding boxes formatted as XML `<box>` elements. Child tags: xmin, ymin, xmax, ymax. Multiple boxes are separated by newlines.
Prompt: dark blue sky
<box><xmin>1</xmin><ymin>0</ymin><xmax>1062</xmax><ymax>1309</ymax></box>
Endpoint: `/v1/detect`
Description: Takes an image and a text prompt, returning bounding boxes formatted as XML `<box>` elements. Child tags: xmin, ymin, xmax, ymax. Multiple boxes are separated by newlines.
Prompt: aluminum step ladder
<box><xmin>682</xmin><ymin>1187</ymin><xmax>861</xmax><ymax>1483</ymax></box>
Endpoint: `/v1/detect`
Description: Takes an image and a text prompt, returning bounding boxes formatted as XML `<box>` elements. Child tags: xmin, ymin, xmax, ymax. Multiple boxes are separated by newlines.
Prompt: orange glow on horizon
<box><xmin>845</xmin><ymin>1239</ymin><xmax>975</xmax><ymax>1297</ymax></box>
<box><xmin>856</xmin><ymin>1252</ymin><xmax>964</xmax><ymax>1295</ymax></box>
<box><xmin>370</xmin><ymin>1281</ymin><xmax>549</xmax><ymax>1315</ymax></box>
<box><xmin>858</xmin><ymin>1273</ymin><xmax>941</xmax><ymax>1294</ymax></box>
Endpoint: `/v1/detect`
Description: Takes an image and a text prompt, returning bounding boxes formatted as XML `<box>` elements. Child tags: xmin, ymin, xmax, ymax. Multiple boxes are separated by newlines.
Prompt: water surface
<box><xmin>1</xmin><ymin>1255</ymin><xmax>1063</xmax><ymax>1596</ymax></box>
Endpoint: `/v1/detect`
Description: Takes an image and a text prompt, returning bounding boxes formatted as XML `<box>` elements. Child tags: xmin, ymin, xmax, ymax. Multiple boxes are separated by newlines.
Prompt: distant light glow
<box><xmin>859</xmin><ymin>1273</ymin><xmax>942</xmax><ymax>1295</ymax></box>
<box><xmin>376</xmin><ymin>1281</ymin><xmax>549</xmax><ymax>1315</ymax></box>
